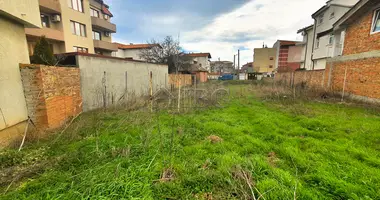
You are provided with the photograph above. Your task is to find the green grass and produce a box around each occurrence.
[1,84,380,199]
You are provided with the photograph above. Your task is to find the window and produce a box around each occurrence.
[318,14,324,25]
[330,12,335,19]
[90,8,99,17]
[73,46,88,53]
[68,0,83,12]
[104,14,109,20]
[316,38,320,48]
[328,34,334,45]
[269,65,273,68]
[371,9,380,33]
[40,14,50,27]
[269,57,274,60]
[70,21,86,37]
[92,31,101,40]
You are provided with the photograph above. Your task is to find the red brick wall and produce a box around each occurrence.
[20,64,82,129]
[275,57,380,100]
[275,70,326,88]
[327,58,380,99]
[343,9,380,55]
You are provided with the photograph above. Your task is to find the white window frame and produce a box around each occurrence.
[73,46,88,53]
[70,21,86,37]
[90,8,99,17]
[68,0,84,13]
[371,8,380,34]
[92,31,101,40]
[328,34,334,46]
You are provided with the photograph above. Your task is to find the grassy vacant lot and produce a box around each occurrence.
[1,84,380,199]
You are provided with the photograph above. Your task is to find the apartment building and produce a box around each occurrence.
[273,40,303,72]
[0,0,40,144]
[25,0,117,56]
[308,0,359,70]
[253,48,277,74]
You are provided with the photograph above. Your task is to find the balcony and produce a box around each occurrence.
[93,40,118,51]
[25,27,64,42]
[91,17,116,33]
[39,0,61,13]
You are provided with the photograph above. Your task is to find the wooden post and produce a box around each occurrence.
[150,71,153,112]
[178,74,181,112]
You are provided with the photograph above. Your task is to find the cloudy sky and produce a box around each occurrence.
[107,0,327,65]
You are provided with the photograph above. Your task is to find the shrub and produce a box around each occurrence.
[31,36,56,65]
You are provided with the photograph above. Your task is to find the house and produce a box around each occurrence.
[239,62,254,80]
[308,0,359,70]
[179,64,208,83]
[0,0,40,145]
[326,0,380,99]
[113,43,162,61]
[273,40,303,72]
[210,61,235,74]
[25,0,118,56]
[183,53,212,72]
[253,48,277,75]
[297,25,315,70]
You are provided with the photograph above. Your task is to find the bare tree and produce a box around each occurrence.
[139,36,192,73]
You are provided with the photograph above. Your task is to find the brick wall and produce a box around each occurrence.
[327,57,380,99]
[169,74,192,88]
[274,57,380,100]
[274,70,326,89]
[343,9,380,55]
[20,64,82,129]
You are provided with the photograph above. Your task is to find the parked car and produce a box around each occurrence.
[218,74,234,80]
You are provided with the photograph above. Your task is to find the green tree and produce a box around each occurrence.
[31,36,56,65]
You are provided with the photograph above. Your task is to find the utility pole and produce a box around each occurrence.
[233,55,236,69]
[237,49,240,80]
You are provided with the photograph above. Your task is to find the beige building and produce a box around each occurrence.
[26,0,117,56]
[183,53,212,72]
[0,0,41,145]
[253,48,277,74]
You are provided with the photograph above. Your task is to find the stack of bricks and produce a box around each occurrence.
[20,64,82,130]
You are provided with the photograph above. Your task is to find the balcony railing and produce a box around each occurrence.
[25,27,64,42]
[93,40,118,51]
[39,0,61,13]
[91,17,116,33]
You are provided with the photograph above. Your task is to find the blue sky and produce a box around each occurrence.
[107,0,326,65]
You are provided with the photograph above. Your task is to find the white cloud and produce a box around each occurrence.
[181,0,326,66]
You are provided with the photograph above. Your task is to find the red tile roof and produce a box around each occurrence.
[102,5,113,17]
[185,53,212,58]
[115,43,162,50]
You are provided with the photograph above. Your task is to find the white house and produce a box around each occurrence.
[113,43,161,61]
[297,25,315,70]
[303,0,359,70]
[183,53,212,72]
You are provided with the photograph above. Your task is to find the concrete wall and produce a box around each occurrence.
[0,17,30,131]
[0,0,40,28]
[77,55,168,111]
[60,0,95,53]
[254,48,277,73]
[288,46,303,63]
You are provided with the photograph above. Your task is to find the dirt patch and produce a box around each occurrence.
[159,167,175,182]
[207,135,223,144]
[267,152,280,167]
